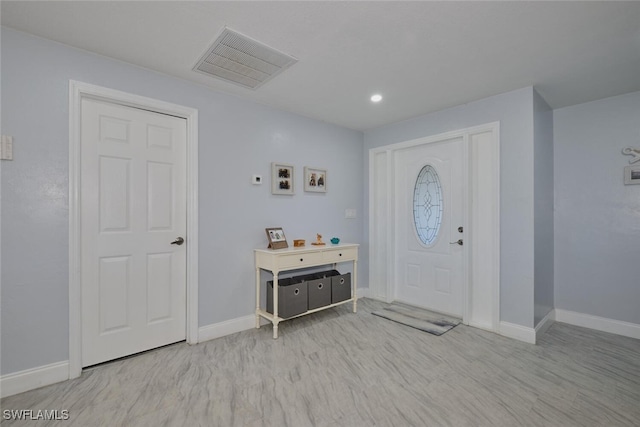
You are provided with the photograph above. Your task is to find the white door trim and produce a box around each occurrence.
[69,80,199,379]
[368,122,500,331]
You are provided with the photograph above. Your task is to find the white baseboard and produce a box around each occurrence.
[534,309,555,342]
[198,288,371,343]
[555,309,640,340]
[1,361,69,398]
[356,287,370,299]
[499,321,536,344]
[198,314,257,343]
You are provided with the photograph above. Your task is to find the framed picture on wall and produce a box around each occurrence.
[304,166,327,193]
[624,165,640,185]
[271,162,294,195]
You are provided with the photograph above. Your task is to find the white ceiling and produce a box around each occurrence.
[2,1,640,131]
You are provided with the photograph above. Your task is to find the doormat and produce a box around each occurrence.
[372,304,460,336]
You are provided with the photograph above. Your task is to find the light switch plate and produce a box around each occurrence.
[1,135,13,160]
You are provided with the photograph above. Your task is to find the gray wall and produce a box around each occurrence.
[364,87,536,328]
[0,28,364,375]
[533,90,554,326]
[554,90,640,324]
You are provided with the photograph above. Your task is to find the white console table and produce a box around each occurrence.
[255,243,359,338]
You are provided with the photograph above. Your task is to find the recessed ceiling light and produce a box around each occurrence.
[370,94,383,103]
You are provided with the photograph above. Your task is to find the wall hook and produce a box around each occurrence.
[622,147,640,164]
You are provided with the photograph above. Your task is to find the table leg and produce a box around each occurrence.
[353,260,358,313]
[273,273,279,339]
[255,267,261,329]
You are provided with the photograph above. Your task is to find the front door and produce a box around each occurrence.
[395,137,464,317]
[80,98,187,367]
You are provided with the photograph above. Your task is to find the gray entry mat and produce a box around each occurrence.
[372,303,460,336]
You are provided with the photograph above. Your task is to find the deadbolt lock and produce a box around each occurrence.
[458,226,463,233]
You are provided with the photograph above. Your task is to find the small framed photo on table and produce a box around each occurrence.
[265,227,288,249]
[271,163,294,195]
[304,167,327,193]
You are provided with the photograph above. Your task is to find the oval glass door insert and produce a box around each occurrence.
[413,164,443,246]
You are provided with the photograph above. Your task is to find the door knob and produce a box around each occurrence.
[449,239,463,246]
[171,237,185,246]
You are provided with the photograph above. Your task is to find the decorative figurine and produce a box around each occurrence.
[311,233,326,246]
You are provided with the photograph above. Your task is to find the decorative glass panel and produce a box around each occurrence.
[413,165,443,246]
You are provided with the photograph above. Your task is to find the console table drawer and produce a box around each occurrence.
[322,247,357,263]
[277,251,324,268]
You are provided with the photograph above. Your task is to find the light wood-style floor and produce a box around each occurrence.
[2,298,639,426]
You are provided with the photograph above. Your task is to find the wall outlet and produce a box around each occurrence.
[345,208,357,219]
[1,135,13,160]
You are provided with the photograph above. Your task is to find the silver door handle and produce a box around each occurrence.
[449,239,463,246]
[171,237,185,245]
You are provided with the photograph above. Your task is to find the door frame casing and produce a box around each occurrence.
[368,122,500,331]
[69,80,199,378]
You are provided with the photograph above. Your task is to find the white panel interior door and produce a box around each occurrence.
[395,138,464,317]
[81,98,186,367]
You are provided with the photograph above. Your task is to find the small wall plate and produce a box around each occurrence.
[252,175,263,185]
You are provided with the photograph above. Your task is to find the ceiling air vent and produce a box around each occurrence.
[193,28,298,90]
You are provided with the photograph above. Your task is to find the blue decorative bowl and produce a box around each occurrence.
[330,237,340,245]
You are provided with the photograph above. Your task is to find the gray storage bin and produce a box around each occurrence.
[307,277,332,310]
[267,278,308,318]
[323,270,341,279]
[331,272,352,304]
[293,272,323,283]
